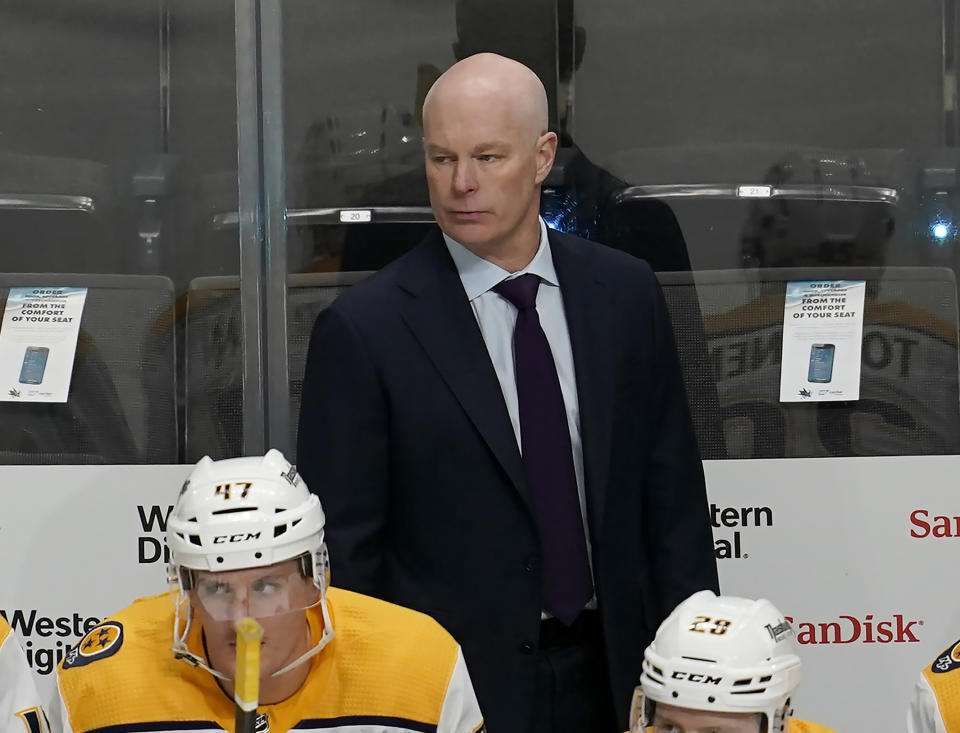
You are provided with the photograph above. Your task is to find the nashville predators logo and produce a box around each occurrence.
[932,639,960,674]
[62,622,124,669]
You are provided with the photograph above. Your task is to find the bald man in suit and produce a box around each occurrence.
[298,53,718,733]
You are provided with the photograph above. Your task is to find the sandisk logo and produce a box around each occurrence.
[671,671,722,684]
[784,614,922,644]
[909,510,960,538]
[213,532,261,544]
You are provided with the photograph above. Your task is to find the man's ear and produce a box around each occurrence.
[534,131,558,185]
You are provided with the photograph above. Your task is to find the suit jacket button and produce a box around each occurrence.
[518,641,536,654]
[523,555,540,573]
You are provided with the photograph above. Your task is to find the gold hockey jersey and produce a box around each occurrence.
[908,638,960,733]
[788,719,839,733]
[1,615,49,733]
[57,588,483,733]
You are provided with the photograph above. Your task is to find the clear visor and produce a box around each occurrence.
[629,687,649,733]
[187,561,321,621]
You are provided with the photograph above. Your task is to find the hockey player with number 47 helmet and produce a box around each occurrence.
[56,450,484,733]
[630,591,838,733]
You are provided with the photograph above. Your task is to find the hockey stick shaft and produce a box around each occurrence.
[234,617,264,733]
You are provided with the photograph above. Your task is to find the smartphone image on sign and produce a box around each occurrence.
[19,346,50,385]
[807,343,835,383]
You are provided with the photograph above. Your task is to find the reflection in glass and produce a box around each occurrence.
[0,1,238,463]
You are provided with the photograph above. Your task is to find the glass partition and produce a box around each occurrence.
[277,0,960,461]
[2,1,957,463]
[0,0,241,462]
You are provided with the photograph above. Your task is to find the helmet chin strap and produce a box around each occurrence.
[170,590,336,682]
[270,597,335,677]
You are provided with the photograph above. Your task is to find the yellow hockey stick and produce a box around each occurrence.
[234,617,264,733]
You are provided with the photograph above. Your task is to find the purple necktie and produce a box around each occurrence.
[493,273,593,625]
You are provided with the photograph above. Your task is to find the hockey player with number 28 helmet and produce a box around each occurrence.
[631,591,837,733]
[56,450,484,733]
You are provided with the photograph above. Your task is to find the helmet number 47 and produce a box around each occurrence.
[215,482,252,500]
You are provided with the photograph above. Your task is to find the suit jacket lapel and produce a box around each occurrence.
[396,230,530,504]
[549,230,616,536]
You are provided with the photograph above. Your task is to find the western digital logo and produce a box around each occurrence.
[0,609,100,675]
[710,504,773,559]
[137,504,173,564]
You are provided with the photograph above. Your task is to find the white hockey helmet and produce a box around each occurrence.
[632,590,803,733]
[167,449,327,587]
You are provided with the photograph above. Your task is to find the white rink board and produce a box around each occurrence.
[2,459,959,732]
[706,456,960,733]
[0,465,189,703]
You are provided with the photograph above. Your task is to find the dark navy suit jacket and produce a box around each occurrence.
[297,227,719,732]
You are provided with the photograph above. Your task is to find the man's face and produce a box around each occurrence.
[423,89,555,253]
[189,559,319,680]
[652,703,763,733]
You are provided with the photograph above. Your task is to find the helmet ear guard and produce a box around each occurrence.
[179,567,194,592]
[298,552,311,581]
[628,687,654,733]
[293,544,331,594]
[312,544,331,592]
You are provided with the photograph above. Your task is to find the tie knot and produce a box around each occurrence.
[493,273,541,310]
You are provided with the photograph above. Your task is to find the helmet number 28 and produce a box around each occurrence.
[688,616,732,635]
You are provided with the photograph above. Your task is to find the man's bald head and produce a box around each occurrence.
[421,53,557,268]
[423,53,549,142]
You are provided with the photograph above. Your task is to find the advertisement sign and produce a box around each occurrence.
[0,288,88,403]
[707,457,960,733]
[0,465,188,702]
[780,280,866,402]
[1,459,958,733]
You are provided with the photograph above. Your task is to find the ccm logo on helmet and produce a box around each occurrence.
[213,532,262,544]
[670,671,722,685]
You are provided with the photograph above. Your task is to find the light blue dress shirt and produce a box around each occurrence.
[443,218,596,611]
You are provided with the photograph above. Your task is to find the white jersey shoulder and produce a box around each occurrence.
[908,674,947,733]
[437,647,484,733]
[907,637,960,733]
[0,619,49,733]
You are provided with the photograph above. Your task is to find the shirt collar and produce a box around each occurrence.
[443,217,559,301]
